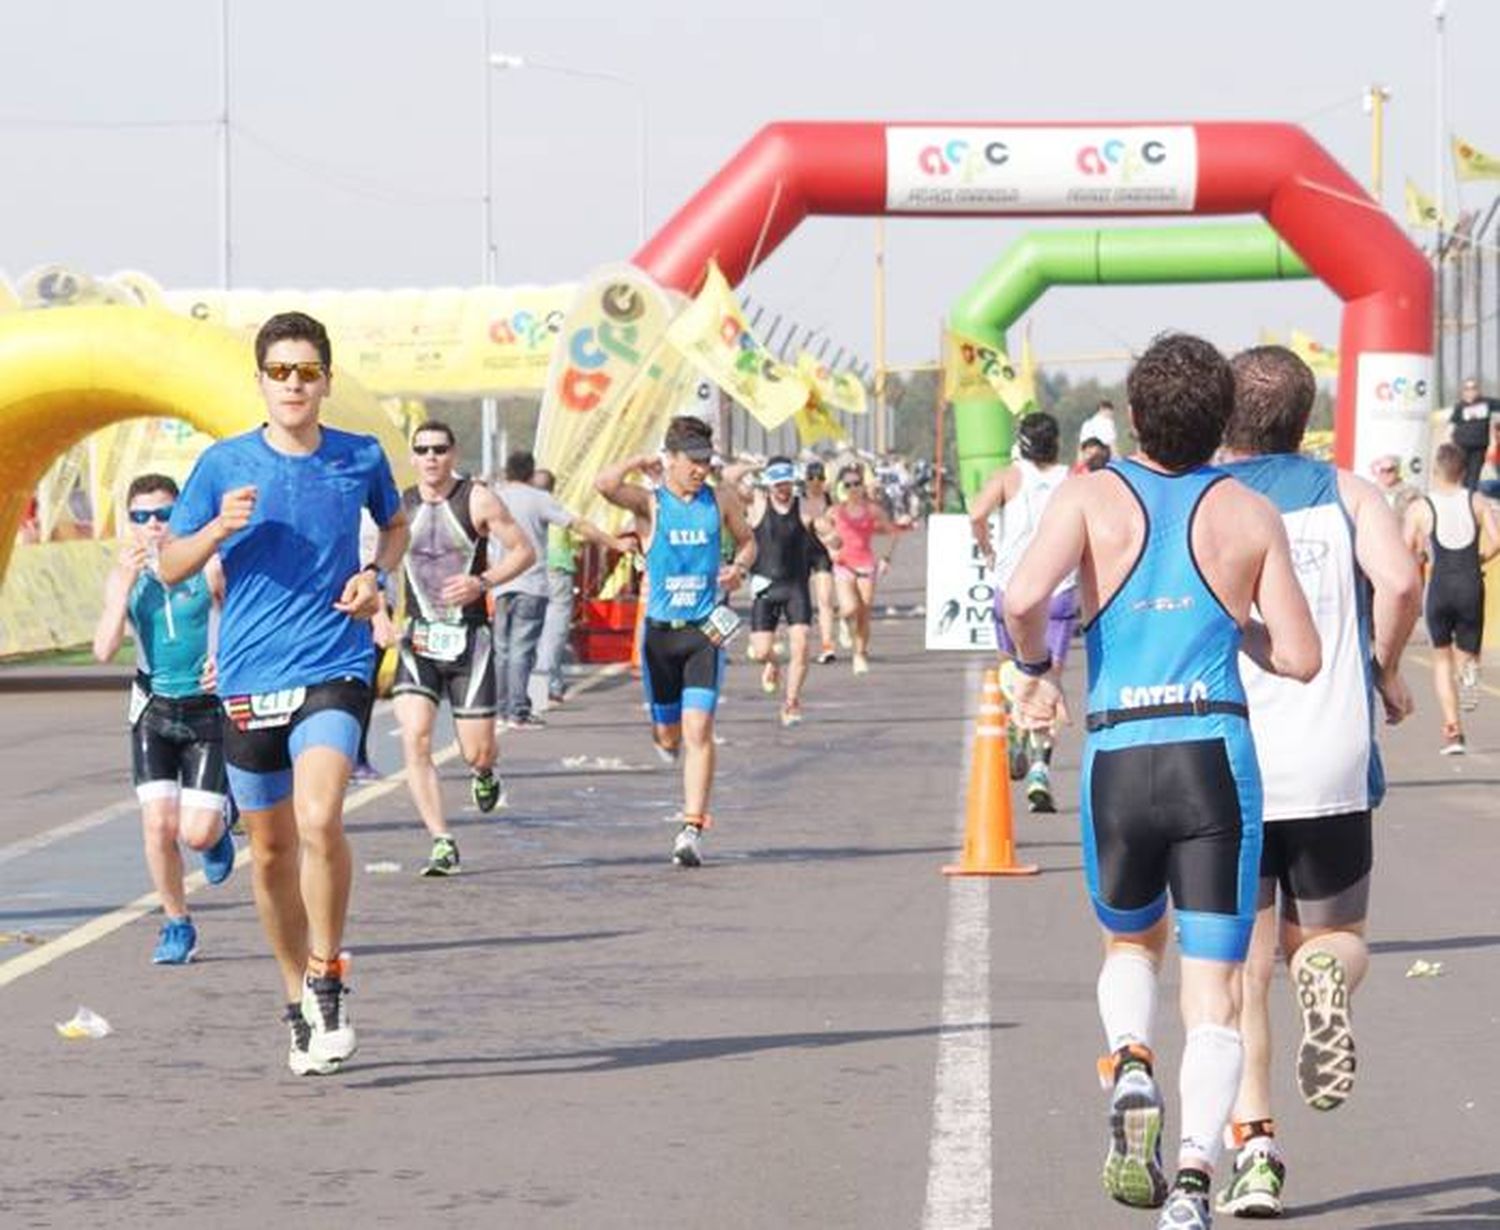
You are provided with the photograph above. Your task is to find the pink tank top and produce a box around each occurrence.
[834,501,877,570]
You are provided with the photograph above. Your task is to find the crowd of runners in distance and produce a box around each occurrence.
[91,309,1492,1227]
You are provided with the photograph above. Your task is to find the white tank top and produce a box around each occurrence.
[1429,487,1477,550]
[993,459,1075,593]
[1229,457,1379,820]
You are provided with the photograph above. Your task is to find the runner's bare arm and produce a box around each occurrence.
[1338,473,1422,673]
[968,466,1017,562]
[158,485,256,583]
[595,454,657,519]
[1239,501,1320,682]
[717,484,757,590]
[470,487,536,592]
[336,507,408,619]
[91,555,140,663]
[569,515,638,555]
[1402,499,1431,561]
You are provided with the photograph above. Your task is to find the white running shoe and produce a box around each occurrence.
[838,619,853,650]
[301,965,357,1068]
[671,823,704,868]
[852,653,870,676]
[1156,1186,1211,1228]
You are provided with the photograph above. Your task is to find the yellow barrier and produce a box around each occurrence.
[0,305,414,589]
[0,540,116,657]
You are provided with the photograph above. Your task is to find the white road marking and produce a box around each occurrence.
[922,663,992,1230]
[0,662,630,990]
[0,798,139,868]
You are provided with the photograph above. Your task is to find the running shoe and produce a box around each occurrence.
[653,739,681,765]
[201,820,237,886]
[671,823,704,868]
[350,761,383,783]
[151,917,198,965]
[1157,1185,1212,1228]
[1215,1139,1285,1218]
[471,769,506,813]
[838,619,853,650]
[506,714,547,731]
[421,835,461,877]
[301,964,356,1068]
[1295,949,1356,1111]
[852,653,870,676]
[284,1003,338,1077]
[1459,659,1480,711]
[780,701,803,728]
[817,645,837,664]
[1025,762,1056,813]
[761,661,780,694]
[1439,725,1467,756]
[1102,1054,1168,1209]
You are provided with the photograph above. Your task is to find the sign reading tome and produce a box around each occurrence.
[924,514,999,651]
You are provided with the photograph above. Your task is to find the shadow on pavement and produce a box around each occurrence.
[1369,932,1500,955]
[357,928,636,958]
[345,1021,1016,1089]
[1287,1171,1499,1222]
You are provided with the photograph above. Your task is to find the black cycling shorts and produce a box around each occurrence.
[1425,573,1484,654]
[641,623,721,725]
[392,623,497,718]
[131,693,227,803]
[222,678,370,777]
[1257,811,1372,927]
[808,538,833,575]
[750,579,813,632]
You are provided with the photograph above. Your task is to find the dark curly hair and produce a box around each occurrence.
[1224,346,1316,456]
[1125,332,1234,471]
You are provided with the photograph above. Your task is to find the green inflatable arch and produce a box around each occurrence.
[949,223,1311,498]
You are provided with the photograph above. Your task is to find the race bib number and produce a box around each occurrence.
[412,619,468,662]
[127,682,150,728]
[225,687,307,732]
[749,573,774,598]
[700,604,743,647]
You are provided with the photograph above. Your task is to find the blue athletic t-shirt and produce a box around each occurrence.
[170,426,401,695]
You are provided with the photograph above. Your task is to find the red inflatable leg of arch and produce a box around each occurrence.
[632,121,1431,476]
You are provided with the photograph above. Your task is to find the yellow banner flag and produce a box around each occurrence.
[1404,178,1449,230]
[664,262,810,431]
[794,393,845,447]
[1017,330,1040,413]
[1289,329,1339,377]
[944,327,1034,412]
[535,265,680,519]
[796,353,868,416]
[1453,134,1500,181]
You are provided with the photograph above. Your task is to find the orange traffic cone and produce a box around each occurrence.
[943,667,1040,877]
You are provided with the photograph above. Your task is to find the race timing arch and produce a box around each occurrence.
[629,122,1432,482]
[947,221,1312,494]
[0,305,412,583]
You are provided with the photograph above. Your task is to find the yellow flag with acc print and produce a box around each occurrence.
[1453,134,1500,181]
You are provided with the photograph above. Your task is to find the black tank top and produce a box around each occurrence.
[401,478,490,624]
[753,496,811,582]
[1427,489,1480,584]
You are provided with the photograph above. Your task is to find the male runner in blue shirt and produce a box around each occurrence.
[595,415,755,867]
[1005,333,1320,1230]
[161,311,408,1076]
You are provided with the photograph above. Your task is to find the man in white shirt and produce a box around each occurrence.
[1077,399,1119,460]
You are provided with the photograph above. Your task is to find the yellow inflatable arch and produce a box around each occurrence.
[0,305,414,582]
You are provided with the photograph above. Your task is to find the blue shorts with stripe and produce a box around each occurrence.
[640,623,721,726]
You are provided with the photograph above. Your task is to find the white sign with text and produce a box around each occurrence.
[925,514,999,651]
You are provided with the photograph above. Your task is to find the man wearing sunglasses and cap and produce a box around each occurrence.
[392,420,536,878]
[93,473,237,966]
[743,456,838,726]
[161,311,409,1076]
[596,415,756,867]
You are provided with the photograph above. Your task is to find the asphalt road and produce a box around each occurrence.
[0,549,1496,1229]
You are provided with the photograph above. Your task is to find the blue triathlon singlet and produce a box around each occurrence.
[1084,459,1250,746]
[646,485,722,623]
[129,570,213,699]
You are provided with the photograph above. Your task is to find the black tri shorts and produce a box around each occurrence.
[750,579,813,632]
[1257,811,1373,927]
[641,622,721,725]
[392,623,497,718]
[131,691,227,800]
[1425,572,1484,654]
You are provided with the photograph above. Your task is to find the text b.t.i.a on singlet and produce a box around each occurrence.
[646,485,721,623]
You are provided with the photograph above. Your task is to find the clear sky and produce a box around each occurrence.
[1,0,1494,380]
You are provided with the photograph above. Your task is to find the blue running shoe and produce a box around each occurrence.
[202,820,237,886]
[152,917,198,965]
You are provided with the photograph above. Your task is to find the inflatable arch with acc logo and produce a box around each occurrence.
[626,121,1432,487]
[0,305,414,585]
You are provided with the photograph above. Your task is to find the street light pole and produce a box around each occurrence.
[218,0,232,290]
[480,2,497,480]
[1363,84,1391,204]
[1434,0,1449,406]
[489,53,647,244]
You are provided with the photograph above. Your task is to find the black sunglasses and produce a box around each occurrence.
[129,506,174,524]
[413,443,452,457]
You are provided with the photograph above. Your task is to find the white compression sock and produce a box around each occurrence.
[1178,1025,1244,1171]
[1097,950,1158,1054]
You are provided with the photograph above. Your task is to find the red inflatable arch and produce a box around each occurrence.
[631,122,1432,475]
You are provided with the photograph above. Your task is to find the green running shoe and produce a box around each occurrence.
[1102,1061,1168,1209]
[420,836,461,877]
[1216,1141,1285,1218]
[1025,761,1056,814]
[1295,949,1356,1111]
[471,769,506,813]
